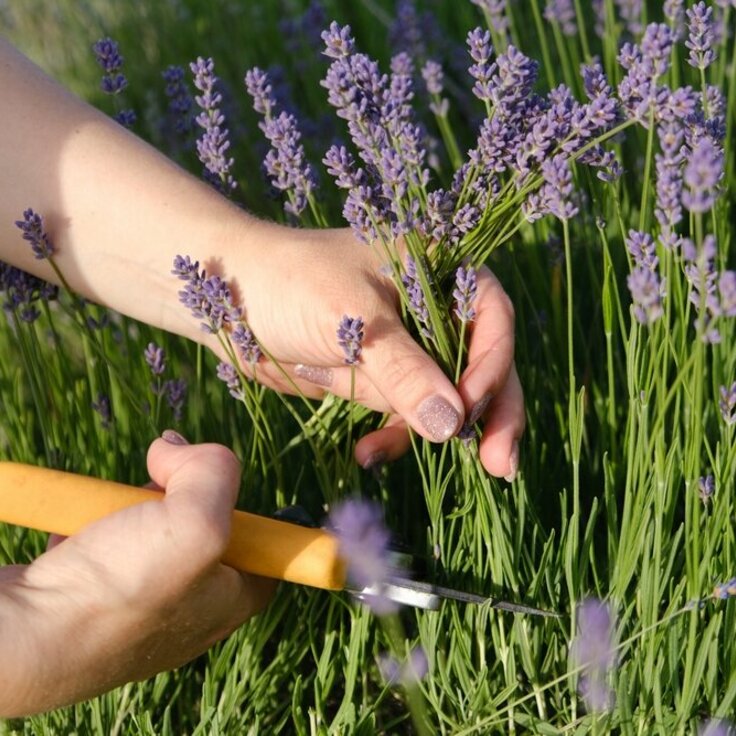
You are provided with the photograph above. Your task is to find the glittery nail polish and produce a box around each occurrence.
[417,395,462,442]
[295,364,334,387]
[468,392,493,425]
[504,440,519,482]
[162,429,188,445]
[362,451,387,470]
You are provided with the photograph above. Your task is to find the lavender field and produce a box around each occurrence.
[1,0,735,733]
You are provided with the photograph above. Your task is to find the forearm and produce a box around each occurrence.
[0,36,282,345]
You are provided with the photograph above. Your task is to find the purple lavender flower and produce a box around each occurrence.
[259,110,315,216]
[173,255,241,334]
[0,264,57,324]
[540,154,579,221]
[686,2,717,70]
[328,498,396,614]
[683,137,724,212]
[321,20,355,59]
[720,271,736,317]
[571,598,616,713]
[489,45,539,123]
[471,0,509,35]
[640,23,675,78]
[627,266,665,325]
[454,266,478,323]
[422,189,456,242]
[720,383,736,425]
[664,0,685,40]
[165,378,187,421]
[401,256,434,338]
[92,393,112,430]
[615,0,643,36]
[421,60,449,117]
[699,718,736,736]
[544,0,577,36]
[216,362,245,401]
[467,28,495,103]
[93,37,135,127]
[92,38,127,95]
[162,65,194,136]
[655,123,685,238]
[244,67,275,117]
[190,57,236,194]
[626,230,658,270]
[712,578,736,600]
[323,145,362,189]
[232,323,261,365]
[378,646,429,686]
[683,235,721,342]
[698,474,715,504]
[144,342,166,376]
[337,315,364,365]
[14,208,55,260]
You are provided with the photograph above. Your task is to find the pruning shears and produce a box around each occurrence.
[0,462,557,617]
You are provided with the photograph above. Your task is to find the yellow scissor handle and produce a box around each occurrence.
[0,462,346,591]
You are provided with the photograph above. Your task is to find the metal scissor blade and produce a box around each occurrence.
[352,576,560,617]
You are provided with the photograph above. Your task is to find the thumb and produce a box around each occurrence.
[359,320,464,443]
[146,433,242,562]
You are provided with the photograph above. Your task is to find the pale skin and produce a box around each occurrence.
[0,37,525,715]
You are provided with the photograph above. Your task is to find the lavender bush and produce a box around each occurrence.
[1,0,735,733]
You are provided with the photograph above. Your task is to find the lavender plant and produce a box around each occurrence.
[1,0,735,733]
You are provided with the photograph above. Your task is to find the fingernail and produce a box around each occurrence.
[361,451,387,470]
[295,364,334,387]
[162,429,188,445]
[468,392,493,425]
[504,440,519,483]
[417,395,462,442]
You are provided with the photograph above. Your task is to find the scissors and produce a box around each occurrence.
[0,462,557,617]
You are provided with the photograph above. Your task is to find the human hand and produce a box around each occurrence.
[215,226,525,479]
[0,434,274,717]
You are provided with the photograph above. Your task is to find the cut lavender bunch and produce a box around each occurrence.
[190,57,236,194]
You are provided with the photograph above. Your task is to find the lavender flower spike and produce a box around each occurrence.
[92,37,127,95]
[686,2,716,70]
[190,57,236,194]
[337,315,364,365]
[328,498,397,615]
[682,137,724,214]
[719,383,736,425]
[216,362,245,401]
[571,598,616,713]
[144,342,166,376]
[454,266,478,323]
[14,208,55,260]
